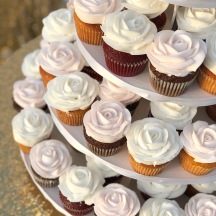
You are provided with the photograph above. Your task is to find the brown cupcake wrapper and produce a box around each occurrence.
[17,142,32,154]
[39,66,56,87]
[206,104,216,122]
[82,66,103,83]
[150,12,166,32]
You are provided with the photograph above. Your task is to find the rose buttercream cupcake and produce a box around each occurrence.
[123,0,169,31]
[139,198,185,216]
[177,7,216,40]
[21,49,41,79]
[101,10,157,77]
[83,100,131,156]
[126,118,182,176]
[58,165,105,215]
[147,30,207,97]
[185,193,216,216]
[38,41,85,87]
[13,78,46,111]
[12,108,54,154]
[99,79,141,114]
[137,180,187,199]
[94,183,140,216]
[29,140,72,187]
[42,8,75,43]
[69,0,123,45]
[44,72,99,126]
[180,121,216,175]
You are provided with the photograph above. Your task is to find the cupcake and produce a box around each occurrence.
[42,8,76,43]
[122,0,169,31]
[69,0,123,45]
[83,100,131,156]
[12,78,46,111]
[21,49,41,79]
[185,193,216,216]
[29,139,72,187]
[38,41,85,87]
[206,104,216,122]
[180,121,216,175]
[147,30,207,97]
[58,165,105,215]
[177,7,216,40]
[139,198,185,216]
[44,72,99,126]
[99,79,141,114]
[137,180,187,199]
[101,10,157,77]
[12,108,54,154]
[197,32,216,95]
[126,118,182,176]
[94,183,140,216]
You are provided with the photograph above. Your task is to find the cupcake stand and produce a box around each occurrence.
[19,2,216,216]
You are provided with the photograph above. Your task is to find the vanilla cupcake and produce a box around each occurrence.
[94,183,140,216]
[83,100,131,156]
[180,121,216,175]
[21,49,41,79]
[177,7,216,40]
[59,165,105,215]
[126,118,182,176]
[99,79,141,114]
[139,198,185,216]
[137,180,187,199]
[12,108,54,154]
[29,139,72,187]
[44,72,99,126]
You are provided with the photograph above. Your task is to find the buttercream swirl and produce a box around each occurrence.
[71,0,123,24]
[86,155,120,178]
[58,165,105,205]
[185,193,216,216]
[21,49,41,79]
[150,101,197,130]
[139,198,186,216]
[40,39,50,49]
[101,10,157,55]
[99,79,141,106]
[13,78,46,108]
[42,8,75,42]
[180,121,216,163]
[126,118,182,165]
[177,7,216,40]
[147,30,207,77]
[84,100,131,143]
[44,72,99,112]
[137,180,187,199]
[12,108,53,147]
[30,140,72,179]
[191,181,216,194]
[94,183,140,216]
[123,0,169,19]
[38,41,85,76]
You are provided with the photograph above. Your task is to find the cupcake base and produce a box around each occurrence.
[17,142,32,154]
[39,66,56,87]
[206,104,216,122]
[150,12,166,32]
[82,66,103,83]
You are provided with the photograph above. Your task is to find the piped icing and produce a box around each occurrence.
[180,121,216,163]
[150,101,197,130]
[21,49,41,79]
[58,165,105,205]
[185,193,216,216]
[94,183,140,216]
[177,7,216,40]
[137,180,187,199]
[42,8,75,42]
[126,118,182,165]
[44,72,99,112]
[12,108,53,147]
[40,39,50,49]
[147,30,207,77]
[30,140,72,179]
[13,78,46,108]
[83,100,131,143]
[139,198,186,216]
[191,181,216,194]
[38,41,85,76]
[101,10,157,55]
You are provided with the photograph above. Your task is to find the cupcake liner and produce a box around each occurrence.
[82,66,103,82]
[206,104,216,122]
[150,12,166,32]
[39,66,56,87]
[129,154,169,176]
[17,142,32,154]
